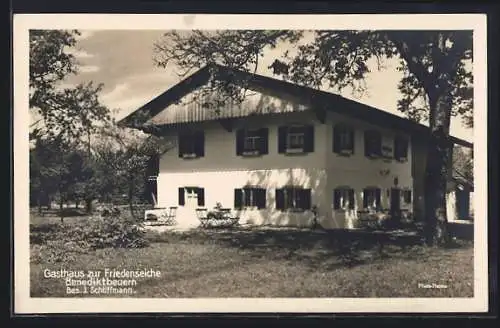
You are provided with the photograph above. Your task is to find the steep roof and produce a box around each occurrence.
[118,64,473,148]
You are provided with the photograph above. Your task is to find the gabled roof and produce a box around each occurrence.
[118,63,473,148]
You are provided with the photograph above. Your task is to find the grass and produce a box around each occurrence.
[29,214,474,298]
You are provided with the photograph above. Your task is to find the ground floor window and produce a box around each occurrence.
[276,187,311,211]
[402,189,412,204]
[333,187,355,210]
[363,187,381,210]
[178,187,205,207]
[234,187,266,209]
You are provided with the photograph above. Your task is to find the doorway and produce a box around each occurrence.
[390,188,401,216]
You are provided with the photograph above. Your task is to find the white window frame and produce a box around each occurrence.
[287,131,305,150]
[243,134,260,152]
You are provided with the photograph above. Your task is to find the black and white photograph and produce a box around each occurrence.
[14,14,488,313]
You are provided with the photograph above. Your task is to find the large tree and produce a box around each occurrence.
[29,30,111,143]
[154,30,473,246]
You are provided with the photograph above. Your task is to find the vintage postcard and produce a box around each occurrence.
[13,13,488,314]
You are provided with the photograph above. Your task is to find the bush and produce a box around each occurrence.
[30,215,149,254]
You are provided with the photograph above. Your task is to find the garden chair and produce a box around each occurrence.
[196,208,209,228]
[164,207,178,225]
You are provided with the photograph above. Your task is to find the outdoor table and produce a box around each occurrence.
[201,207,239,228]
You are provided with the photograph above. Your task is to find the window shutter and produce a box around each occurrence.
[375,188,381,208]
[278,126,287,153]
[301,189,311,210]
[259,128,269,155]
[195,132,204,157]
[333,189,341,209]
[197,188,205,206]
[257,188,266,209]
[333,126,340,153]
[178,134,184,158]
[178,188,185,206]
[276,188,285,210]
[236,129,244,155]
[304,125,314,153]
[348,189,355,209]
[234,189,243,209]
[364,131,370,157]
[362,189,368,208]
[349,129,355,153]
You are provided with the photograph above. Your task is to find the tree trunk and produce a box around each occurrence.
[59,198,64,223]
[128,176,135,219]
[85,198,93,214]
[423,91,453,247]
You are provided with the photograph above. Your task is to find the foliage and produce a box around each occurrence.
[452,146,473,184]
[29,30,111,143]
[30,216,149,263]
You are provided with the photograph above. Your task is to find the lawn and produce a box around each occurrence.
[29,215,474,298]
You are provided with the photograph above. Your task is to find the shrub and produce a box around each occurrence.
[30,215,149,252]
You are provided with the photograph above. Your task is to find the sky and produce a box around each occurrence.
[61,30,473,142]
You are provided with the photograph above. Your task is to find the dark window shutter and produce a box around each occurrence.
[197,188,205,206]
[302,189,311,210]
[276,188,285,210]
[334,189,341,209]
[234,189,243,209]
[244,188,252,206]
[375,188,381,208]
[349,128,355,153]
[236,129,244,155]
[348,189,355,209]
[278,126,287,153]
[178,134,184,157]
[259,128,269,155]
[362,189,368,208]
[304,125,314,153]
[195,132,204,157]
[258,188,267,209]
[364,131,370,157]
[374,133,382,155]
[333,126,340,153]
[178,188,185,206]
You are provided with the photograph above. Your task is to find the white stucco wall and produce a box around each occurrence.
[324,112,413,229]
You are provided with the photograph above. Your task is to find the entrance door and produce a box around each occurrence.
[185,187,199,210]
[390,188,401,216]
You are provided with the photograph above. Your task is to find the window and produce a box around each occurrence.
[363,187,381,210]
[403,190,412,204]
[178,131,204,158]
[178,187,205,207]
[333,187,355,210]
[287,127,305,149]
[146,153,160,177]
[278,125,314,154]
[364,130,382,158]
[276,187,311,211]
[236,128,268,156]
[394,135,409,162]
[333,125,355,155]
[234,187,266,209]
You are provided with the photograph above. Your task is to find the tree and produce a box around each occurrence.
[29,30,111,143]
[94,123,174,218]
[154,30,473,246]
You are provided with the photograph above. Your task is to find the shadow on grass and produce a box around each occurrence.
[146,226,436,269]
